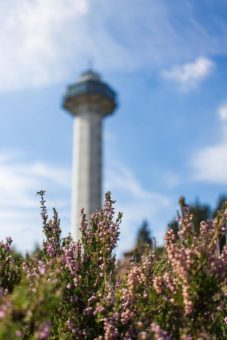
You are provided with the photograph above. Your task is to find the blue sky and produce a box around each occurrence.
[1,0,227,255]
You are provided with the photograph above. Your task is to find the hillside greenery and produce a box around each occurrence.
[0,192,226,339]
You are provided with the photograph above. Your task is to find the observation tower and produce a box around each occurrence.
[63,70,117,240]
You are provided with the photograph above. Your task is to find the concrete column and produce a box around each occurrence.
[71,107,102,240]
[63,69,117,241]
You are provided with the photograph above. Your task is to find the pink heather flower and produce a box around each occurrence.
[38,266,46,276]
[38,321,51,339]
[103,318,119,339]
[153,276,163,294]
[0,309,5,319]
[138,331,148,339]
[151,322,171,340]
[181,336,192,340]
[15,330,23,337]
[224,317,227,324]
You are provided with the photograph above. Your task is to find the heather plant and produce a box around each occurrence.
[0,191,226,339]
[0,237,22,293]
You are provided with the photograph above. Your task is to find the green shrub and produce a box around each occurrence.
[0,192,226,339]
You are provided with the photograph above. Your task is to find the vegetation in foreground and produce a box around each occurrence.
[0,192,226,339]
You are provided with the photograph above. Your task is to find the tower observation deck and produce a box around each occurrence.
[63,70,117,240]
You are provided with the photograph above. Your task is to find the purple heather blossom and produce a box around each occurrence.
[15,330,23,337]
[0,309,5,319]
[38,321,51,339]
[0,192,226,338]
[151,322,171,340]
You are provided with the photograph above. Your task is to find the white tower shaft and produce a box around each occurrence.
[63,69,117,241]
[72,109,102,240]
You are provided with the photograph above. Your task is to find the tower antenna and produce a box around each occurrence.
[88,57,94,71]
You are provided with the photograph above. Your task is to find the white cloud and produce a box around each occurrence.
[0,1,227,91]
[105,163,172,254]
[0,155,70,208]
[192,143,227,183]
[0,153,71,251]
[218,103,227,121]
[0,153,172,254]
[191,103,227,183]
[162,172,180,188]
[0,0,89,91]
[161,57,214,90]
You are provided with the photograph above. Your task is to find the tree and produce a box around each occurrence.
[169,196,211,236]
[212,194,227,218]
[213,195,227,251]
[136,220,152,247]
[168,195,227,250]
[121,221,153,265]
[191,199,211,234]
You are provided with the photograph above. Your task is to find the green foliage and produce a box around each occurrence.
[169,194,227,238]
[136,221,152,247]
[0,192,226,339]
